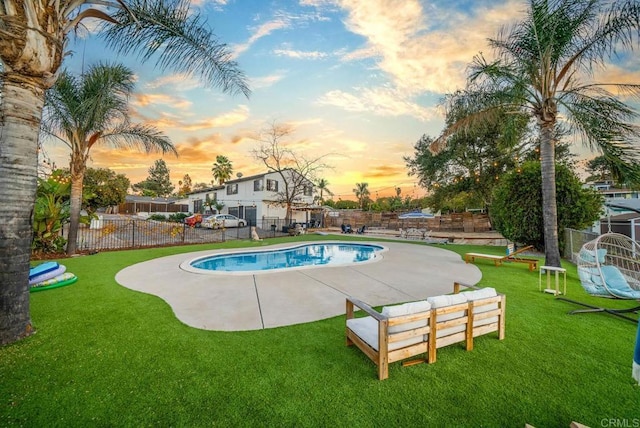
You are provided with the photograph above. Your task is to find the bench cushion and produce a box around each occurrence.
[428,293,468,338]
[347,316,424,352]
[382,300,431,334]
[461,287,499,326]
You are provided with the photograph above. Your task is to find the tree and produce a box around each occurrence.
[211,155,233,185]
[353,183,370,210]
[177,174,193,197]
[83,168,130,214]
[132,160,175,197]
[192,182,211,191]
[0,0,250,344]
[435,0,640,267]
[32,174,71,255]
[315,178,334,204]
[585,155,640,187]
[407,101,530,213]
[251,121,330,222]
[491,161,602,252]
[43,63,176,255]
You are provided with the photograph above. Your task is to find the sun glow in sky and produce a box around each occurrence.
[42,0,639,200]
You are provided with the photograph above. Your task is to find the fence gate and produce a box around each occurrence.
[245,206,257,227]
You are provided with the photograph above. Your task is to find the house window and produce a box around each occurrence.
[304,185,313,196]
[193,199,203,213]
[226,183,238,195]
[254,180,264,191]
[266,179,278,192]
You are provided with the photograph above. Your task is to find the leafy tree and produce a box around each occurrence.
[585,155,640,188]
[491,161,602,252]
[0,0,250,344]
[353,183,370,210]
[251,121,330,222]
[203,193,224,214]
[43,63,175,255]
[32,175,70,255]
[132,160,175,197]
[193,182,212,191]
[334,200,359,209]
[407,100,530,213]
[211,155,233,185]
[436,0,640,267]
[83,168,130,214]
[177,174,193,197]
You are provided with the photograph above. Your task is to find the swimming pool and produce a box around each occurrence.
[181,242,386,274]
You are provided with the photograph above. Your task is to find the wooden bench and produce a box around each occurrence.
[345,282,506,379]
[464,245,538,271]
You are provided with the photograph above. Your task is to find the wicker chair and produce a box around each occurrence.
[559,233,640,322]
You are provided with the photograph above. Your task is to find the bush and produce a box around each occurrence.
[490,161,602,251]
[148,214,169,221]
[168,212,189,223]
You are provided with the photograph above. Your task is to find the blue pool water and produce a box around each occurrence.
[188,243,385,273]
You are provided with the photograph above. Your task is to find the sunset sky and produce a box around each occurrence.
[42,0,639,200]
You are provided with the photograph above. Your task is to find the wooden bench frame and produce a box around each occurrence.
[464,245,538,271]
[345,282,506,380]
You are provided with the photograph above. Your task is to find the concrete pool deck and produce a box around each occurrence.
[115,241,482,331]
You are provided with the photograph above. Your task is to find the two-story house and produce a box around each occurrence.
[185,169,316,226]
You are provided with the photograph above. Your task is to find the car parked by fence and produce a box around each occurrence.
[202,214,247,229]
[184,213,203,227]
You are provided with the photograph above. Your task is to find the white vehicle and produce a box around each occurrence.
[202,214,247,229]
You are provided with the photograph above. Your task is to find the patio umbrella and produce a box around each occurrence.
[634,320,640,385]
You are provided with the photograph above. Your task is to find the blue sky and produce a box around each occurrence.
[43,0,639,200]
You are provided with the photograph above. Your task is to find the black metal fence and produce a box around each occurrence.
[60,217,309,252]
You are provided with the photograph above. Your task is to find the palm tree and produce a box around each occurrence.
[315,178,334,204]
[435,0,640,267]
[211,155,233,185]
[353,182,370,210]
[0,0,250,345]
[43,63,177,255]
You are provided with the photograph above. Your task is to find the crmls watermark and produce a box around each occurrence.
[601,419,640,428]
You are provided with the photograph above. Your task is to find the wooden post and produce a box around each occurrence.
[378,319,389,380]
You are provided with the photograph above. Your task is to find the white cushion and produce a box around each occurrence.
[427,293,467,322]
[382,300,431,317]
[428,293,468,338]
[347,316,424,352]
[461,287,497,301]
[461,287,499,327]
[382,300,431,334]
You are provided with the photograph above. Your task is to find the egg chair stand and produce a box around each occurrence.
[557,297,640,323]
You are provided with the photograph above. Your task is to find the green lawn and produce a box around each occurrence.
[2,236,639,427]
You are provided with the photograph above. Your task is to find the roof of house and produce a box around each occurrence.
[125,195,182,204]
[604,198,640,214]
[185,185,225,196]
[602,213,640,222]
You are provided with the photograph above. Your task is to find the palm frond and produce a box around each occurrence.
[101,0,250,98]
[98,124,177,156]
[561,88,640,162]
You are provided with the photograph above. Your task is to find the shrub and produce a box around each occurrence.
[490,161,602,251]
[168,212,189,223]
[148,214,169,221]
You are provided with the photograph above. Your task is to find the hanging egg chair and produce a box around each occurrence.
[559,232,640,323]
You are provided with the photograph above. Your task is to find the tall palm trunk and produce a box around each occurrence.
[67,152,86,255]
[539,122,562,267]
[0,74,46,344]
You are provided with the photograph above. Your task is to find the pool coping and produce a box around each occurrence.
[179,241,389,275]
[115,240,482,331]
